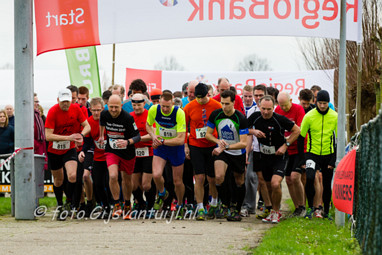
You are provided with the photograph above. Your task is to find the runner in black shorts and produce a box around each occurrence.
[247,95,300,224]
[206,90,248,222]
[45,89,90,220]
[130,93,156,217]
[184,83,222,220]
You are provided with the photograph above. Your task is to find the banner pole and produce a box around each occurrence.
[356,43,363,131]
[112,44,116,85]
[336,0,347,227]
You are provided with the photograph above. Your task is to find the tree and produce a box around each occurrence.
[237,54,272,71]
[299,0,381,137]
[154,56,185,71]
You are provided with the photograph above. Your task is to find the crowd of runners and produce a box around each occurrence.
[10,78,337,223]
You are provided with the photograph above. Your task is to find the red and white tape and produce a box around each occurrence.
[0,147,34,169]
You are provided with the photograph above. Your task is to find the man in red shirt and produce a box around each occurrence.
[130,93,156,218]
[45,88,90,220]
[213,77,245,115]
[275,91,306,217]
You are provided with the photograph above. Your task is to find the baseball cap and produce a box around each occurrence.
[150,88,162,100]
[195,83,208,98]
[58,88,72,102]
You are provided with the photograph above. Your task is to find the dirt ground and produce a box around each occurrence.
[1,182,291,255]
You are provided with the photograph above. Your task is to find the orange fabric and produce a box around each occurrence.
[184,98,221,148]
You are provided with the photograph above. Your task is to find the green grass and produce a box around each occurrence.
[249,199,361,255]
[0,197,57,216]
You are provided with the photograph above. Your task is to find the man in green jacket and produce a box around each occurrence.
[300,90,337,219]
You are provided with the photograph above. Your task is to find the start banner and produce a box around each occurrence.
[125,68,334,104]
[34,0,362,55]
[332,149,356,215]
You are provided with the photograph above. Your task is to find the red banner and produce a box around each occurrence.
[125,68,162,94]
[332,149,356,215]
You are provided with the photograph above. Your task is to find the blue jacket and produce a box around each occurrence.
[0,125,14,154]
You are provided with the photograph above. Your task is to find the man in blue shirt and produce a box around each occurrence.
[181,80,197,108]
[122,79,152,113]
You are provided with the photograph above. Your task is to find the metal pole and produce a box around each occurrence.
[336,0,347,227]
[356,43,363,131]
[14,0,35,220]
[112,44,116,85]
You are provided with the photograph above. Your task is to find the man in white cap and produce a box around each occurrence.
[45,88,90,220]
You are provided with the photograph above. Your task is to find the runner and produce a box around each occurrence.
[213,78,245,115]
[275,92,306,217]
[130,93,156,218]
[99,95,141,220]
[146,90,187,219]
[205,90,248,221]
[242,85,256,116]
[247,95,300,223]
[300,90,337,219]
[85,97,111,218]
[183,83,222,220]
[45,88,90,220]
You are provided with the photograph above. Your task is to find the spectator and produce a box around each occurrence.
[0,109,14,154]
[34,93,46,155]
[5,105,14,127]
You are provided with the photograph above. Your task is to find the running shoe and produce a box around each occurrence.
[262,210,275,223]
[56,205,67,221]
[257,200,265,211]
[195,208,206,221]
[304,207,314,219]
[206,205,218,220]
[314,209,323,219]
[272,211,281,224]
[175,205,185,220]
[153,190,169,210]
[216,204,229,219]
[256,209,270,220]
[240,208,250,217]
[123,204,132,220]
[323,212,333,221]
[112,203,123,217]
[227,209,242,221]
[291,207,303,218]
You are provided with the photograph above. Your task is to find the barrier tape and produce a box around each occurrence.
[0,147,34,169]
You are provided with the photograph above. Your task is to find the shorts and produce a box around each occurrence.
[214,152,245,174]
[48,148,77,171]
[189,145,215,177]
[133,156,153,174]
[304,152,334,173]
[154,144,185,167]
[285,154,303,176]
[105,153,136,175]
[253,153,289,182]
[83,152,94,171]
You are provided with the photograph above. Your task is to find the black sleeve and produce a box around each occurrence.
[82,136,93,153]
[276,113,295,131]
[208,109,218,124]
[247,111,260,129]
[297,135,305,166]
[128,114,141,143]
[237,111,248,130]
[329,132,337,167]
[100,110,107,127]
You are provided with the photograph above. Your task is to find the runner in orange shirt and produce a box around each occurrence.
[184,83,222,220]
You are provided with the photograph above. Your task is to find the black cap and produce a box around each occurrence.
[195,83,208,98]
[316,90,330,103]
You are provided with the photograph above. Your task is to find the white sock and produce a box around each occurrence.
[197,203,204,211]
[210,197,218,206]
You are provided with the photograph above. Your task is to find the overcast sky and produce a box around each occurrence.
[1,0,310,106]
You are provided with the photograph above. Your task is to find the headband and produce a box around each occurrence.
[131,99,145,103]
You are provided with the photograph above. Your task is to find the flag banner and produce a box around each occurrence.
[65,46,102,98]
[125,68,335,104]
[332,149,356,215]
[35,0,362,55]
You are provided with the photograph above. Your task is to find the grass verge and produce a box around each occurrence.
[0,197,57,216]
[249,199,361,254]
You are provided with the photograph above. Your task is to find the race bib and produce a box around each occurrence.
[135,147,149,157]
[52,141,70,150]
[94,140,105,150]
[259,144,276,155]
[195,127,207,139]
[306,159,316,169]
[109,139,126,150]
[159,128,177,138]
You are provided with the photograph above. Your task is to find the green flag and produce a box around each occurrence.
[65,46,101,98]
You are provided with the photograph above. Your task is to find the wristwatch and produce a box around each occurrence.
[286,142,291,147]
[161,138,165,145]
[225,144,229,150]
